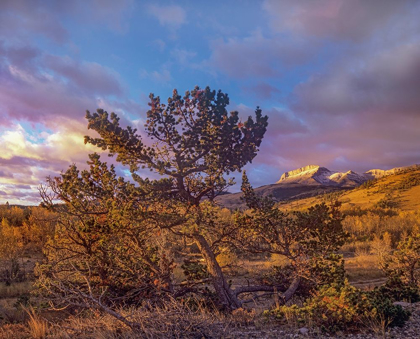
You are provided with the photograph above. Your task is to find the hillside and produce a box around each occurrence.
[217,164,420,210]
[215,183,345,209]
[278,167,420,212]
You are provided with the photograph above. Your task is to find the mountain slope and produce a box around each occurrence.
[215,183,345,210]
[278,166,420,212]
[276,165,367,187]
[217,164,420,210]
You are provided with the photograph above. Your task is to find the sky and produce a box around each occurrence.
[1,0,420,205]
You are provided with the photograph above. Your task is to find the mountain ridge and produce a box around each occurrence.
[216,164,420,209]
[276,164,420,187]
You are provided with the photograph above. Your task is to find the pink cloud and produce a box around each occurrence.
[0,45,129,126]
[43,55,125,96]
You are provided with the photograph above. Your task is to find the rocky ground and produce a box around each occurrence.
[223,302,420,339]
[1,301,419,338]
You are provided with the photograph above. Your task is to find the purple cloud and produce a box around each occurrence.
[294,43,420,117]
[0,0,134,44]
[241,83,281,101]
[263,0,415,42]
[0,44,127,125]
[208,30,314,78]
[43,55,125,97]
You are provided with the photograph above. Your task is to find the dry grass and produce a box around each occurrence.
[341,241,371,255]
[27,299,233,339]
[25,307,49,339]
[0,281,32,299]
[0,307,27,326]
[0,323,29,339]
[345,253,386,284]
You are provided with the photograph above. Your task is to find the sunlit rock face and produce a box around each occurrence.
[276,164,420,188]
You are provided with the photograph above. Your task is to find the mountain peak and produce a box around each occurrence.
[278,165,322,182]
[277,165,365,187]
[276,164,420,188]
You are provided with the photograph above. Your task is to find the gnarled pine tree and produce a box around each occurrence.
[83,86,268,310]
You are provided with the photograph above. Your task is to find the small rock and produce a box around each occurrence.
[299,327,309,335]
[394,301,411,307]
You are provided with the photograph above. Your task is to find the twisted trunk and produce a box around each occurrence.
[193,234,241,310]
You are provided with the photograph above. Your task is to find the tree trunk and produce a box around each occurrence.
[234,276,301,304]
[193,234,241,310]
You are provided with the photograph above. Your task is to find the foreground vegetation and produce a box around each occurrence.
[1,87,420,338]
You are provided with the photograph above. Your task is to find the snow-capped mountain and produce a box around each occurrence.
[216,164,420,209]
[276,164,419,188]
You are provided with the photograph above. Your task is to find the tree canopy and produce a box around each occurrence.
[85,86,268,205]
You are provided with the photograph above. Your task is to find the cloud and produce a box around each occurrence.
[236,104,307,137]
[0,0,69,43]
[139,68,171,83]
[0,123,99,165]
[0,0,134,44]
[0,121,105,204]
[226,1,420,181]
[241,82,281,101]
[170,48,196,65]
[147,4,186,28]
[208,30,314,79]
[0,119,159,205]
[262,0,415,41]
[0,45,127,125]
[293,43,420,117]
[0,63,95,124]
[252,38,420,174]
[206,0,420,81]
[152,39,166,52]
[242,39,420,180]
[43,55,125,96]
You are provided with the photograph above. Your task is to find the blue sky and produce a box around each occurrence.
[1,0,420,204]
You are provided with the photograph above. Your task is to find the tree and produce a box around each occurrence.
[40,85,351,319]
[233,172,348,299]
[82,86,268,310]
[0,217,23,284]
[38,154,181,327]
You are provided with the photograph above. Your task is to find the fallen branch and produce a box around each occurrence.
[234,276,301,305]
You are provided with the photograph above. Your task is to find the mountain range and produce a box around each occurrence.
[275,164,420,187]
[216,164,420,209]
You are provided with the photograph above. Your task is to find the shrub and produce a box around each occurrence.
[361,180,376,189]
[267,280,410,334]
[382,232,420,285]
[181,259,208,281]
[375,193,399,209]
[371,276,420,303]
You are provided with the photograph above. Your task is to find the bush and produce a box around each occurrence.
[267,280,410,334]
[261,254,345,300]
[181,260,208,281]
[375,193,399,209]
[372,276,420,303]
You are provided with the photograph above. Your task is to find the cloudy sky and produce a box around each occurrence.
[1,0,420,205]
